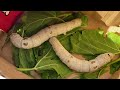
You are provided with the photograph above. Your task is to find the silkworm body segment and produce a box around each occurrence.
[10,18,82,49]
[49,37,115,72]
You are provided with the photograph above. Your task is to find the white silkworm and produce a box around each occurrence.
[10,18,82,49]
[49,37,115,72]
[107,26,120,33]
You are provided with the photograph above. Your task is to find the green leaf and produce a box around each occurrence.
[12,46,20,67]
[25,49,36,67]
[98,32,120,76]
[83,54,97,60]
[97,58,120,77]
[19,49,32,74]
[40,70,61,79]
[13,11,88,78]
[80,70,100,79]
[110,61,120,74]
[23,11,74,36]
[21,13,27,23]
[19,49,36,68]
[18,42,73,78]
[19,49,30,68]
[34,42,73,78]
[35,59,72,78]
[33,47,39,62]
[80,58,120,79]
[57,27,82,51]
[70,30,120,55]
[107,32,120,46]
[97,67,109,78]
[81,15,88,27]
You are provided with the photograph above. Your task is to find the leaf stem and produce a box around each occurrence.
[34,48,52,68]
[24,16,65,31]
[17,68,36,71]
[17,64,58,72]
[97,58,120,78]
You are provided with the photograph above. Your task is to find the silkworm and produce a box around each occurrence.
[107,26,120,33]
[49,37,115,72]
[10,18,82,49]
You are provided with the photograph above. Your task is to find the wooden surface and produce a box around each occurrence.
[97,11,120,26]
[0,31,32,79]
[0,56,32,79]
[97,11,108,18]
[111,70,120,79]
[0,31,13,64]
[83,11,120,26]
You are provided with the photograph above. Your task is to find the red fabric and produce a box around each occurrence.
[0,11,24,33]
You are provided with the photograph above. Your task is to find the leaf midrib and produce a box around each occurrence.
[34,48,52,68]
[24,15,66,31]
[73,42,94,55]
[94,32,120,52]
[79,33,110,54]
[17,64,58,71]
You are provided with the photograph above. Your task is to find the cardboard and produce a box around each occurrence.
[0,56,32,79]
[95,11,120,26]
[0,31,32,79]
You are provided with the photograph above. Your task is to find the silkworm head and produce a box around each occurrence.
[106,53,115,59]
[10,33,23,48]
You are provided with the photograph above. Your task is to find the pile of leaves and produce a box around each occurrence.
[11,11,120,79]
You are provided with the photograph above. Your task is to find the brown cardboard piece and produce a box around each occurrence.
[0,56,32,79]
[94,11,120,26]
[0,31,32,79]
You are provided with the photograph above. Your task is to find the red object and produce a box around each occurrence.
[0,11,24,33]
